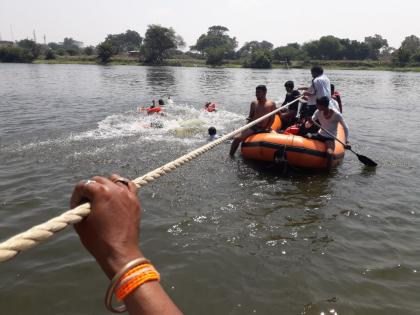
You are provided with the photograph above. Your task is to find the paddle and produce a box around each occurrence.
[312,121,377,167]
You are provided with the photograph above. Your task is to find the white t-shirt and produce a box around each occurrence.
[306,85,317,105]
[313,74,331,99]
[329,99,340,112]
[312,109,349,140]
[306,74,331,105]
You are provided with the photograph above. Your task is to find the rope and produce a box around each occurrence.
[0,96,304,263]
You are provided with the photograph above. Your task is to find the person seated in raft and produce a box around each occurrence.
[278,80,300,130]
[331,84,343,113]
[208,126,219,141]
[229,85,277,156]
[204,102,217,112]
[304,96,350,169]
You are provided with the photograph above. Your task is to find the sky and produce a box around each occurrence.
[0,0,419,49]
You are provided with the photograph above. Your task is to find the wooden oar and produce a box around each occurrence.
[312,121,377,167]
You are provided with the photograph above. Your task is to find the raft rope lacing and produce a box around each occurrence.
[0,97,304,263]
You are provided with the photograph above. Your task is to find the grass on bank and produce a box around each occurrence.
[31,55,420,72]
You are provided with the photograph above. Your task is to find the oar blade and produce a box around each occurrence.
[356,153,377,167]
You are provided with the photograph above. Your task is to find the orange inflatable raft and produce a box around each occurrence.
[241,115,345,169]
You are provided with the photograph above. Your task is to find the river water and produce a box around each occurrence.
[0,64,419,315]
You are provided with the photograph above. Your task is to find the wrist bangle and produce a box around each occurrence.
[105,257,150,313]
[115,264,160,301]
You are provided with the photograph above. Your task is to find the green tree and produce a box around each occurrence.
[205,46,227,66]
[66,48,79,56]
[339,39,370,60]
[364,34,388,59]
[56,48,66,56]
[273,45,301,62]
[302,40,321,59]
[0,46,35,62]
[400,35,420,55]
[97,41,114,63]
[393,35,420,64]
[393,48,411,64]
[237,40,273,58]
[191,25,237,65]
[105,30,143,54]
[83,46,95,56]
[62,37,82,54]
[141,25,184,64]
[17,39,42,58]
[45,49,56,60]
[243,49,272,68]
[317,36,343,59]
[411,49,420,63]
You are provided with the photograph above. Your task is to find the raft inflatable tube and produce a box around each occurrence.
[241,115,345,169]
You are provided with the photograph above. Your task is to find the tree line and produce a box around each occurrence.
[1,24,420,68]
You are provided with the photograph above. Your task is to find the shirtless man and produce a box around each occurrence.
[229,85,276,156]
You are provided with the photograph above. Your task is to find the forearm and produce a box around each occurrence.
[264,115,275,129]
[341,120,350,142]
[98,250,182,315]
[125,282,183,315]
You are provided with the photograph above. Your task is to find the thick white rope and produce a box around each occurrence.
[0,97,303,263]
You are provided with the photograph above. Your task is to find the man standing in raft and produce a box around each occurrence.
[229,85,277,156]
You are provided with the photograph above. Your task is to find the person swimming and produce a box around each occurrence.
[208,126,219,140]
[138,99,165,115]
[204,102,217,112]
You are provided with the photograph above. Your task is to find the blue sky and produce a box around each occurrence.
[0,0,418,48]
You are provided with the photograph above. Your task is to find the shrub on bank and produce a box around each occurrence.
[45,49,56,60]
[0,46,35,63]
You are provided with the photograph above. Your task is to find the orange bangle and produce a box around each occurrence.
[115,264,160,301]
[105,257,150,313]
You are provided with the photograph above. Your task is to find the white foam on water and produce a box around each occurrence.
[5,100,244,152]
[66,101,244,143]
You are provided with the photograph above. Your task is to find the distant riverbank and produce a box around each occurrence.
[33,55,420,72]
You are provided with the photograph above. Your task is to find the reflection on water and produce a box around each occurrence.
[146,66,177,92]
[1,64,420,315]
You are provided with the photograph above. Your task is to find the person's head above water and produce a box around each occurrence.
[311,66,324,78]
[158,99,165,106]
[208,126,217,136]
[255,85,267,101]
[205,102,211,108]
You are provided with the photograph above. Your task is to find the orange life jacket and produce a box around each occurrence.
[284,124,300,135]
[147,106,162,113]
